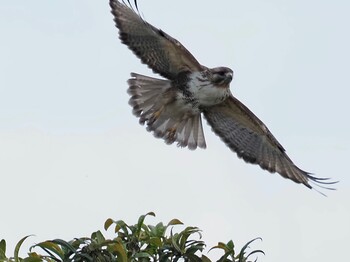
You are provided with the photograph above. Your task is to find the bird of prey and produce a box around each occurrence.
[110,0,335,191]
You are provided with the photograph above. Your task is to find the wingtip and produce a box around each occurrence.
[304,173,338,196]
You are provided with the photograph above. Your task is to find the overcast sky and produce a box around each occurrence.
[0,0,349,261]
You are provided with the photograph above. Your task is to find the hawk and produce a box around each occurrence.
[110,0,335,191]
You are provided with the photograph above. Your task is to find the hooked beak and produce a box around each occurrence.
[223,72,233,85]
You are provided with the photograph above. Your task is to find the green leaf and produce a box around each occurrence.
[33,241,64,260]
[154,222,166,237]
[112,240,127,262]
[69,237,88,249]
[238,237,263,262]
[148,225,157,236]
[240,237,262,253]
[14,235,33,262]
[170,230,182,254]
[141,224,151,235]
[209,242,229,253]
[0,239,6,259]
[91,230,105,244]
[201,254,212,262]
[21,257,43,262]
[26,252,41,258]
[148,237,162,247]
[104,218,114,231]
[167,219,183,227]
[137,212,155,234]
[175,226,202,251]
[247,249,265,257]
[51,239,77,253]
[226,240,234,250]
[114,220,128,234]
[186,244,204,255]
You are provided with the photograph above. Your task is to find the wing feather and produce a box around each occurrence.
[110,0,204,79]
[204,95,334,189]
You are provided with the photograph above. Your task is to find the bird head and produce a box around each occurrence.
[210,67,234,87]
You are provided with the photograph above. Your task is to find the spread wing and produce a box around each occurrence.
[110,0,204,80]
[204,95,334,190]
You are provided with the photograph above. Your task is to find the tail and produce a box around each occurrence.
[127,73,206,150]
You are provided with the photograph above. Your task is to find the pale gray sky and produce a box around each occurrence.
[0,0,349,261]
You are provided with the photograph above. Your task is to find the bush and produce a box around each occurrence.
[0,212,263,262]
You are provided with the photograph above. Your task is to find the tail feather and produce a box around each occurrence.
[177,115,205,150]
[127,73,206,149]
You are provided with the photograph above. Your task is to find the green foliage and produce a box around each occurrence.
[0,212,263,262]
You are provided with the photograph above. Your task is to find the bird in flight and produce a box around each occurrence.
[110,0,335,191]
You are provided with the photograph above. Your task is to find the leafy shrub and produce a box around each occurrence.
[0,212,263,261]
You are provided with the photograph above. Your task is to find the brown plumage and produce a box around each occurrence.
[110,0,336,191]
